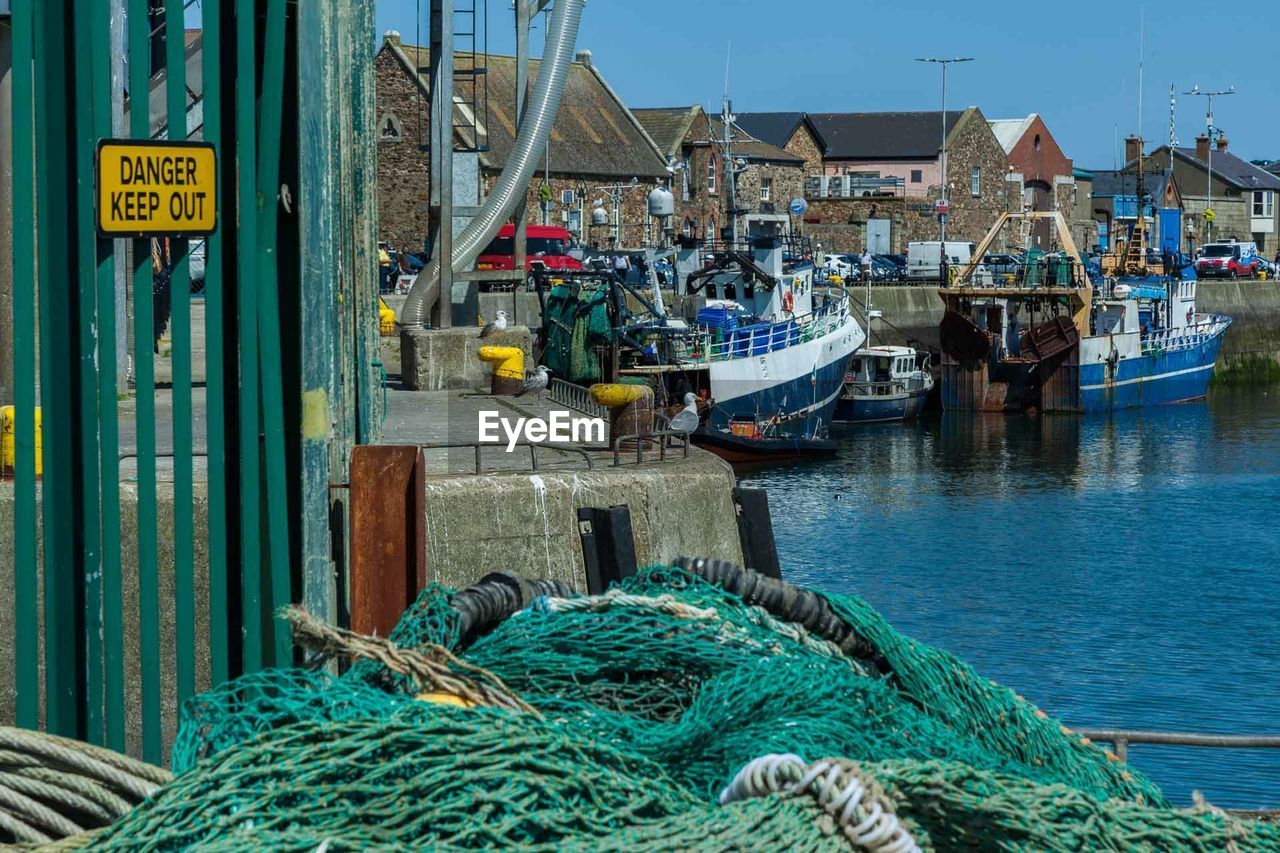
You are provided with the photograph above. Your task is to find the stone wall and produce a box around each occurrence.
[375,48,432,251]
[735,160,805,220]
[784,123,824,176]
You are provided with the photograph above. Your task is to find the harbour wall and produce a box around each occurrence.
[847,282,1280,382]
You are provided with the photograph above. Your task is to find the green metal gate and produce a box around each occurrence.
[3,0,380,763]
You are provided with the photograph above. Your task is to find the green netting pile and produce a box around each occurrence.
[91,565,1280,851]
[539,281,612,384]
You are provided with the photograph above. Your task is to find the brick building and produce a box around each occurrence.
[989,114,1075,249]
[633,106,804,241]
[735,107,1010,253]
[374,35,668,252]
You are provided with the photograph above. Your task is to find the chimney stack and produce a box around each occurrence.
[575,49,593,68]
[1124,135,1142,165]
[383,30,401,47]
[1195,135,1211,162]
[1216,134,1229,152]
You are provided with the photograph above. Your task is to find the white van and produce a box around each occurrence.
[907,241,976,280]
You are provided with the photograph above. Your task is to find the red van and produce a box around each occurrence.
[476,225,583,285]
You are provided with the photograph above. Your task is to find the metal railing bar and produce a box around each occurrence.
[419,441,596,474]
[165,0,199,719]
[201,0,230,689]
[127,0,163,765]
[1073,727,1280,767]
[11,0,40,731]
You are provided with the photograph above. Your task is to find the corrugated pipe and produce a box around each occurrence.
[399,0,585,329]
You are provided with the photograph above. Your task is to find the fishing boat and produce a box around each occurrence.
[833,346,934,423]
[537,95,861,459]
[691,415,839,464]
[937,209,1230,413]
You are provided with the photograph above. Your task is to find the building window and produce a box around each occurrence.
[708,155,717,194]
[561,189,576,206]
[681,156,691,201]
[910,169,923,184]
[1253,190,1274,218]
[1034,133,1041,152]
[970,165,981,196]
[760,178,772,202]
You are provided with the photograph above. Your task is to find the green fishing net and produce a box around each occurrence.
[95,566,1279,851]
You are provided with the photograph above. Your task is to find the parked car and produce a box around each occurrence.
[874,254,907,281]
[1194,241,1259,279]
[820,253,857,278]
[476,224,584,290]
[981,253,1022,278]
[869,255,902,282]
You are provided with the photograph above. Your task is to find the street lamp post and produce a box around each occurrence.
[916,57,973,282]
[1183,85,1235,243]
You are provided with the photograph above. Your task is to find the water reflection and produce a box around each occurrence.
[748,391,1280,808]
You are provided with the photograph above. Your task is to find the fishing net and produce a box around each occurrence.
[90,564,1280,851]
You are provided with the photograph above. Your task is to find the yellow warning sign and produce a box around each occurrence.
[96,140,217,237]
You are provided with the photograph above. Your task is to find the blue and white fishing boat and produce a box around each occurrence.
[938,210,1230,413]
[621,228,862,444]
[834,346,934,423]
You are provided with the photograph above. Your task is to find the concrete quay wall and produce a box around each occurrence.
[842,281,1280,380]
[419,453,744,590]
[0,482,211,761]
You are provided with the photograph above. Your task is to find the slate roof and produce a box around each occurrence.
[633,107,803,165]
[806,111,963,160]
[384,42,668,179]
[1263,161,1280,177]
[734,112,809,149]
[1167,147,1280,191]
[709,117,803,164]
[632,107,701,159]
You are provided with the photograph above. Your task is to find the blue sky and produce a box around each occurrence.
[375,0,1279,168]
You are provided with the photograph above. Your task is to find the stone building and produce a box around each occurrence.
[739,107,1010,253]
[1086,166,1182,254]
[1139,137,1280,253]
[988,114,1075,250]
[374,35,669,252]
[633,106,804,241]
[735,112,824,175]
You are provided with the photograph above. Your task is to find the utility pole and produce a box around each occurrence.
[1184,85,1235,244]
[916,56,973,281]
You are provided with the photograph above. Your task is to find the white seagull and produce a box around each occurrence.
[514,365,552,398]
[669,392,701,433]
[479,310,509,339]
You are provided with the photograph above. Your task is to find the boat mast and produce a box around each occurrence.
[722,96,738,245]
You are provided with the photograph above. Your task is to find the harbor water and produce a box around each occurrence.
[747,388,1280,808]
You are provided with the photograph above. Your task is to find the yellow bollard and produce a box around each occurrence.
[477,346,525,396]
[0,406,42,478]
[378,297,396,336]
[589,383,654,450]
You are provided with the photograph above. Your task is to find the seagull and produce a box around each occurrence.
[479,310,509,339]
[514,365,552,398]
[669,392,701,433]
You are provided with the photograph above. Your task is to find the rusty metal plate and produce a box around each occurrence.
[349,446,426,637]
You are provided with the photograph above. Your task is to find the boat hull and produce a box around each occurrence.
[833,389,928,423]
[1079,326,1228,412]
[691,429,839,464]
[707,316,862,436]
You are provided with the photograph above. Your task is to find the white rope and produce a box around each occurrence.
[719,754,920,853]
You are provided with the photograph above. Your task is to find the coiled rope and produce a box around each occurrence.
[719,753,921,853]
[0,727,170,845]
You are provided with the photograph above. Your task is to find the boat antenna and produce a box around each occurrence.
[1134,7,1149,266]
[721,42,739,245]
